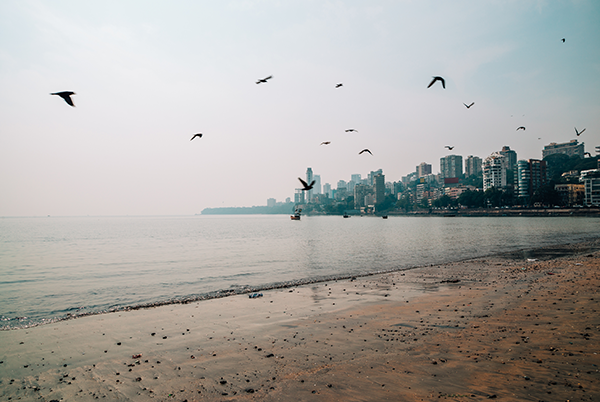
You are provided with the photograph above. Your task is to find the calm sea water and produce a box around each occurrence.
[1,215,599,329]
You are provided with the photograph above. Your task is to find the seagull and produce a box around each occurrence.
[190,133,203,141]
[298,178,315,191]
[561,38,565,43]
[427,76,445,89]
[335,83,343,88]
[345,128,358,132]
[575,127,586,136]
[359,149,372,155]
[463,102,474,109]
[320,141,331,145]
[51,91,76,107]
[256,75,273,84]
[584,152,591,157]
[517,126,526,131]
[445,146,454,150]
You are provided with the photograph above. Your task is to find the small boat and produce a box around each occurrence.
[291,207,302,220]
[343,213,349,218]
[382,215,388,219]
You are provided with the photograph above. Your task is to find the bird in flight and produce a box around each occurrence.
[320,141,331,145]
[190,133,203,141]
[445,146,454,150]
[516,126,526,131]
[256,75,273,84]
[561,38,565,43]
[575,127,586,136]
[463,102,474,109]
[345,128,358,132]
[51,91,76,107]
[359,149,372,155]
[335,83,343,88]
[298,178,315,191]
[427,76,445,89]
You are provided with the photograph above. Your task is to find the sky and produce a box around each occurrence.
[1,0,599,216]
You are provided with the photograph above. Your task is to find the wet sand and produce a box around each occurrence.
[1,240,599,401]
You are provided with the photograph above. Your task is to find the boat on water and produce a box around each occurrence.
[382,215,388,219]
[343,213,349,218]
[291,207,302,220]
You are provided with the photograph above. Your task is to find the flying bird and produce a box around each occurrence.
[320,141,331,145]
[516,126,526,131]
[561,38,565,43]
[256,75,273,84]
[463,102,474,109]
[51,91,76,107]
[335,83,343,88]
[298,178,315,191]
[190,133,203,141]
[345,128,358,132]
[359,149,372,155]
[445,146,454,150]
[427,76,445,89]
[575,127,586,136]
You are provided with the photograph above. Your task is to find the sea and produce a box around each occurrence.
[1,214,599,330]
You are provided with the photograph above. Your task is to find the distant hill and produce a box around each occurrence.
[201,203,295,215]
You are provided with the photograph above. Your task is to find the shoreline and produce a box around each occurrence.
[4,239,599,332]
[1,239,599,401]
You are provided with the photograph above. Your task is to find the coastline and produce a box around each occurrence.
[1,239,599,401]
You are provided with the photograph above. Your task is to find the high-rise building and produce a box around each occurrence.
[306,167,313,202]
[581,169,600,206]
[499,146,517,169]
[351,174,362,183]
[313,174,321,194]
[294,189,305,204]
[323,183,332,198]
[542,140,585,159]
[440,155,463,179]
[517,159,549,203]
[416,162,432,178]
[267,198,276,207]
[483,153,506,191]
[464,155,482,177]
[374,174,385,206]
[354,183,369,209]
[367,169,383,185]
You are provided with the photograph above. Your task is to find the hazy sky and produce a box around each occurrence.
[1,0,599,216]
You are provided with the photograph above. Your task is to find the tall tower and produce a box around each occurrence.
[313,175,321,194]
[416,162,432,178]
[374,174,385,207]
[483,153,506,191]
[465,156,482,177]
[306,167,313,202]
[440,155,463,179]
[517,159,549,204]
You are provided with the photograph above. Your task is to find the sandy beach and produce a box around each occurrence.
[1,240,599,401]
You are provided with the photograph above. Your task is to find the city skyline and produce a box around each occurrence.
[294,138,594,202]
[1,1,599,216]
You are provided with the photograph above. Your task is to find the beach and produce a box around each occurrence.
[1,240,599,401]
